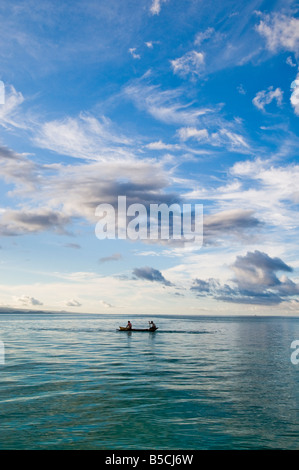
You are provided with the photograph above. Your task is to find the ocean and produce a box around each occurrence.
[0,313,298,450]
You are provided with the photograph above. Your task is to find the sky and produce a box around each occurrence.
[0,0,299,315]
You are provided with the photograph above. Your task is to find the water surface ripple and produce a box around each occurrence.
[0,314,298,449]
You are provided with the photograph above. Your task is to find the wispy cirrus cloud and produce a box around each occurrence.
[124,81,212,126]
[0,85,27,130]
[33,113,134,161]
[185,156,299,239]
[0,85,138,162]
[229,158,299,212]
[194,28,216,47]
[124,77,250,153]
[177,126,249,150]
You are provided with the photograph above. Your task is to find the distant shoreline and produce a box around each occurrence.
[0,310,298,319]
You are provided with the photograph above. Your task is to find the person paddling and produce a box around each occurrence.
[149,321,156,331]
[126,321,132,330]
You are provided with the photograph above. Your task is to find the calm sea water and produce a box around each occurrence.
[0,313,298,450]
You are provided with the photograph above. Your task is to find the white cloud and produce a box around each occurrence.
[291,75,299,116]
[191,250,299,305]
[124,81,211,126]
[177,126,248,150]
[177,127,208,142]
[286,56,297,67]
[228,159,299,225]
[146,140,180,150]
[99,300,113,308]
[129,47,141,59]
[256,13,299,55]
[217,129,249,149]
[0,145,39,196]
[0,273,138,314]
[1,85,136,162]
[149,0,167,16]
[237,84,247,95]
[203,209,262,245]
[45,159,173,222]
[17,295,43,307]
[145,41,160,49]
[0,208,70,236]
[66,299,82,307]
[194,28,215,46]
[0,85,27,130]
[252,86,283,111]
[125,76,250,153]
[34,113,133,161]
[0,85,140,163]
[0,144,175,236]
[99,253,122,263]
[186,157,299,232]
[171,51,205,78]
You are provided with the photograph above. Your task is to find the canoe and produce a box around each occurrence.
[118,326,158,332]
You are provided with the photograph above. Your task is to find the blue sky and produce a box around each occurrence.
[0,0,299,315]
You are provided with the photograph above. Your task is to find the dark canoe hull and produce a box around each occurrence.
[118,327,158,332]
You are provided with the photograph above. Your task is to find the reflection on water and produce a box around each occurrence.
[0,314,298,449]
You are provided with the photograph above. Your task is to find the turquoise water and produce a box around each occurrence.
[0,313,298,449]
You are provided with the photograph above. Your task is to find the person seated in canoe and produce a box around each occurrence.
[149,321,157,331]
[126,321,132,330]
